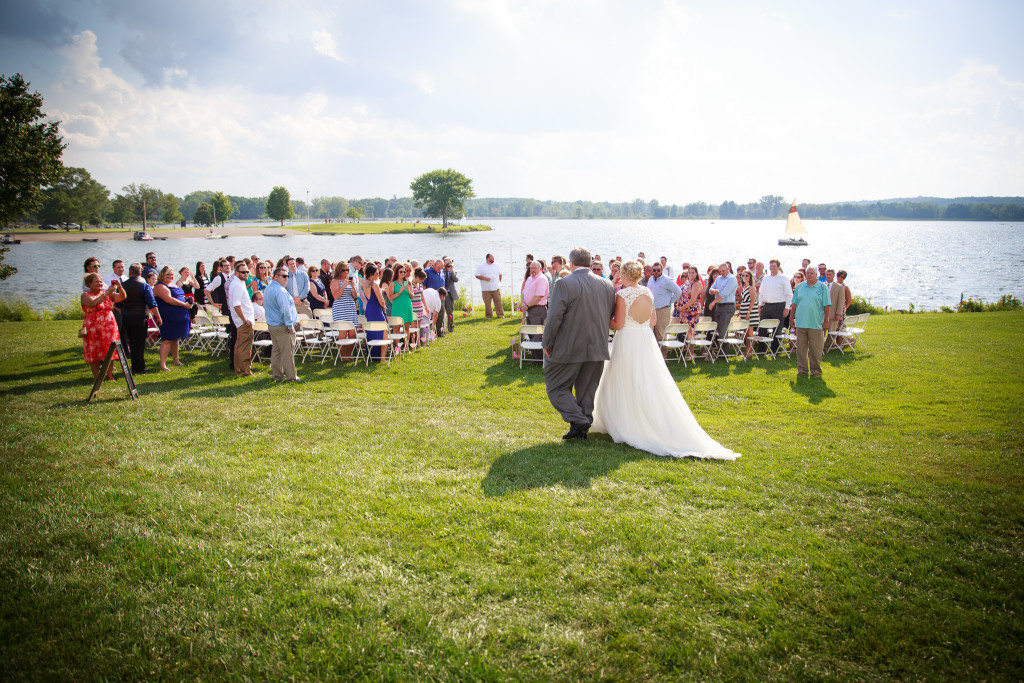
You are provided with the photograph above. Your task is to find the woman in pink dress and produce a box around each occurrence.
[674,266,704,334]
[81,273,125,379]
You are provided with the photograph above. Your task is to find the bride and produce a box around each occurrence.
[591,260,740,460]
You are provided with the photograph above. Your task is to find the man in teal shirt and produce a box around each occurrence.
[791,265,831,377]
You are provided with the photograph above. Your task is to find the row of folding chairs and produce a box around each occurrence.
[513,313,870,370]
[187,305,426,368]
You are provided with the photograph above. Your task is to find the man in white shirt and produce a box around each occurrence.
[757,258,793,354]
[421,286,445,340]
[105,260,126,287]
[475,253,504,318]
[252,290,267,323]
[228,262,256,377]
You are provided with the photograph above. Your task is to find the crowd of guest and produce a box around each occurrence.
[513,251,855,378]
[79,251,461,381]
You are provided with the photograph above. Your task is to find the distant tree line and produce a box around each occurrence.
[19,171,1024,226]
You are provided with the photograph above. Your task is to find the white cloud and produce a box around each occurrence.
[416,73,435,95]
[312,30,341,61]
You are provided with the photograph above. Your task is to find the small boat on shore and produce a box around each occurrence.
[1,234,20,245]
[778,200,808,246]
[82,238,98,243]
[312,231,335,236]
[133,230,153,241]
[263,233,286,237]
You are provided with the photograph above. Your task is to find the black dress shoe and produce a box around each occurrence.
[562,423,589,440]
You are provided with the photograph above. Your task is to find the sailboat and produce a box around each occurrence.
[778,200,808,246]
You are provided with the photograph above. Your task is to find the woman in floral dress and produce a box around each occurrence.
[81,273,125,379]
[675,266,704,336]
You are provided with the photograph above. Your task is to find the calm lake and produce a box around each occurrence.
[3,219,1022,310]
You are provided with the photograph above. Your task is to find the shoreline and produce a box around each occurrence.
[12,226,306,243]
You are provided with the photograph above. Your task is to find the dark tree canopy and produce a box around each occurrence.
[193,202,214,227]
[410,169,475,230]
[265,186,294,225]
[0,74,65,228]
[39,167,109,228]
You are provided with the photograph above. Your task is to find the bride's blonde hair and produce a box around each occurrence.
[620,260,643,283]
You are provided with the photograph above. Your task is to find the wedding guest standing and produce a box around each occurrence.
[228,262,256,377]
[475,253,504,318]
[646,261,681,342]
[757,259,792,354]
[81,273,125,380]
[265,267,300,381]
[154,266,192,371]
[675,266,703,333]
[442,258,458,333]
[707,263,737,342]
[791,265,831,378]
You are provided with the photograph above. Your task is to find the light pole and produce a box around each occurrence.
[306,190,310,228]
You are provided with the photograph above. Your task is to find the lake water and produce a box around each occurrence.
[3,219,1022,310]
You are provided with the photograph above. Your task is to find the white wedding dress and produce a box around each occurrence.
[591,286,740,460]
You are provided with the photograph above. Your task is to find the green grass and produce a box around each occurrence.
[0,312,1021,680]
[286,222,491,235]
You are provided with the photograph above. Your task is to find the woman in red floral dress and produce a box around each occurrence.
[81,273,125,379]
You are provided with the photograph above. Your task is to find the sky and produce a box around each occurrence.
[1,0,1022,205]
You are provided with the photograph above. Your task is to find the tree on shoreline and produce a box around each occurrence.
[265,186,293,225]
[410,169,474,230]
[0,74,65,229]
[39,167,109,229]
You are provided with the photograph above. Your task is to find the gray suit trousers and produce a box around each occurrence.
[544,359,605,427]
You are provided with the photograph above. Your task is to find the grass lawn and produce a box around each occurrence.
[285,222,491,235]
[0,312,1021,680]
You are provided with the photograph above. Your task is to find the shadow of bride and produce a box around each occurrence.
[481,439,652,497]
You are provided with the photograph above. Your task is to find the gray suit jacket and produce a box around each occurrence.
[542,267,615,364]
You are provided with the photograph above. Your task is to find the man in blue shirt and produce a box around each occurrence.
[646,262,681,342]
[284,256,313,317]
[708,263,737,342]
[791,265,832,377]
[264,267,300,381]
[424,259,445,291]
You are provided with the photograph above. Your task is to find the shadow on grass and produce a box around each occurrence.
[481,438,652,496]
[790,374,837,404]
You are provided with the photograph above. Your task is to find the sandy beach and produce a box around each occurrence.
[12,226,305,242]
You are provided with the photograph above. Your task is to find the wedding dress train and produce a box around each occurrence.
[591,286,740,460]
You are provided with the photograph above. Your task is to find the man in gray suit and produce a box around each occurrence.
[543,246,616,440]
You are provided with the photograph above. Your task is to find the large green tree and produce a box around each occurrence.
[116,183,163,227]
[265,186,294,225]
[39,167,109,229]
[162,194,183,224]
[193,202,214,227]
[410,168,475,230]
[210,191,233,225]
[0,74,66,228]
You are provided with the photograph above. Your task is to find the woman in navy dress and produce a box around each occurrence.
[154,266,193,371]
[360,263,388,360]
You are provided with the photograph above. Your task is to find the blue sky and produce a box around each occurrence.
[1,0,1022,204]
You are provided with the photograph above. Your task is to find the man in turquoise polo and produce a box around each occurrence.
[791,265,831,377]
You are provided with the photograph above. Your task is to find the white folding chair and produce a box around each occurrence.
[331,321,361,365]
[687,321,719,362]
[517,324,545,368]
[251,321,274,362]
[361,321,395,366]
[846,313,869,351]
[718,318,750,362]
[387,316,409,355]
[297,318,330,363]
[751,318,780,360]
[209,315,232,356]
[659,323,690,365]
